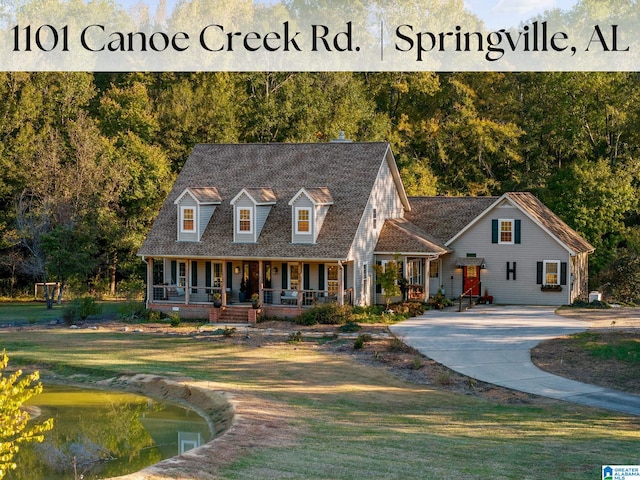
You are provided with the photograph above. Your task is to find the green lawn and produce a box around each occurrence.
[2,315,638,479]
[0,301,132,325]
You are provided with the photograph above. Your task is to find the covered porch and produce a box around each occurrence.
[144,257,353,319]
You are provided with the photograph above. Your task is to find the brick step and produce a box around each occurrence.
[219,306,252,323]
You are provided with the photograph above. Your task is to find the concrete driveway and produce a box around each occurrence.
[389,305,640,416]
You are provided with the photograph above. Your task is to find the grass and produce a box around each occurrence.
[572,331,640,363]
[0,301,137,326]
[1,317,639,480]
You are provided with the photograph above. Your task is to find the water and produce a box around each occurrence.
[6,385,211,480]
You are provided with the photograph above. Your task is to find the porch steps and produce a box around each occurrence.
[219,305,252,323]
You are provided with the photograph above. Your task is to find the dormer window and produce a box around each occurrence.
[295,207,311,234]
[288,187,333,244]
[181,206,196,233]
[174,187,221,242]
[238,207,253,233]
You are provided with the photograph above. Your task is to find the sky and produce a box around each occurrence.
[464,0,580,29]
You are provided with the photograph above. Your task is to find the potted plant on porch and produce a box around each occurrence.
[251,293,260,309]
[212,292,222,308]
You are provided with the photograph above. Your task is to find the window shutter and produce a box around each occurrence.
[506,262,516,281]
[205,262,212,288]
[560,262,567,285]
[318,264,325,290]
[303,264,310,290]
[492,219,499,243]
[226,262,232,289]
[282,263,288,289]
[376,261,382,294]
[344,264,348,288]
[536,262,543,284]
[171,261,177,284]
[191,261,198,293]
[515,220,521,244]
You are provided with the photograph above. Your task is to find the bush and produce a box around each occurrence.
[338,321,361,333]
[353,333,372,350]
[428,293,453,310]
[570,299,611,309]
[62,296,102,325]
[294,303,353,326]
[118,301,147,320]
[168,312,180,327]
[287,331,303,343]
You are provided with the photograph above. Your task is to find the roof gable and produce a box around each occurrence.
[288,187,334,206]
[174,187,222,205]
[230,187,276,205]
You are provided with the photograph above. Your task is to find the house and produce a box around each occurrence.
[138,141,594,320]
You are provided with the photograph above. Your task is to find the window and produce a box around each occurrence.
[430,260,439,278]
[327,264,339,296]
[544,260,560,285]
[499,219,514,244]
[238,208,252,233]
[178,262,187,287]
[373,208,377,229]
[296,207,311,234]
[212,263,222,288]
[289,264,299,290]
[181,207,195,233]
[407,260,423,285]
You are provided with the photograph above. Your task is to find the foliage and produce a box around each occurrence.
[0,353,53,479]
[569,299,611,309]
[597,254,640,303]
[373,259,401,308]
[61,296,102,325]
[353,334,372,350]
[428,293,453,310]
[294,303,353,326]
[118,301,148,321]
[167,312,180,327]
[338,322,361,333]
[287,331,302,344]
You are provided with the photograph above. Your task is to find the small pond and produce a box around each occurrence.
[7,385,211,480]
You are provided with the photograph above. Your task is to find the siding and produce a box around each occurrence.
[348,155,405,306]
[446,202,572,306]
[177,196,198,242]
[255,205,271,239]
[199,205,216,240]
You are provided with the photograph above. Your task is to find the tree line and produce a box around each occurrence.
[0,70,638,299]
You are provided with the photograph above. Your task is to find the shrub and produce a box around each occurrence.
[338,321,361,333]
[62,296,102,325]
[287,331,303,343]
[118,301,147,321]
[294,303,353,326]
[222,326,236,337]
[353,333,372,350]
[428,293,453,310]
[168,312,180,327]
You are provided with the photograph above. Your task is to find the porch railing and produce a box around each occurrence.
[152,284,223,303]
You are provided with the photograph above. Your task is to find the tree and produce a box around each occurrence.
[0,353,53,479]
[374,258,401,308]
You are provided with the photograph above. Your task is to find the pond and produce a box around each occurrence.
[6,385,211,480]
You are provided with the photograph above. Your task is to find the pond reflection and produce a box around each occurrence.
[7,385,211,480]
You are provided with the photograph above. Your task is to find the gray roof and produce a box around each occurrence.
[139,142,395,260]
[187,187,222,204]
[375,218,449,255]
[405,196,498,245]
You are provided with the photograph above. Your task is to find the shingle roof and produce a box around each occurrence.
[188,187,222,204]
[375,218,449,255]
[505,192,595,254]
[305,187,334,205]
[405,196,498,244]
[139,142,394,260]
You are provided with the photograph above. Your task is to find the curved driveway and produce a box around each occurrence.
[390,305,640,416]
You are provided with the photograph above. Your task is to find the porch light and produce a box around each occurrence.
[273,267,278,273]
[481,263,487,270]
[234,266,240,274]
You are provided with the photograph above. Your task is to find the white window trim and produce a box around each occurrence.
[295,206,312,235]
[543,260,561,286]
[326,264,339,295]
[180,206,196,234]
[236,207,253,234]
[498,218,514,245]
[372,208,377,230]
[289,264,299,290]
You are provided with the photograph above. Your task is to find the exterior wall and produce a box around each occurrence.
[444,202,572,306]
[255,205,271,238]
[233,195,255,243]
[177,195,198,242]
[348,157,405,306]
[199,205,216,239]
[290,195,315,244]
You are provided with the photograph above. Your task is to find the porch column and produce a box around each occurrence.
[146,257,153,307]
[184,259,190,305]
[297,261,303,306]
[221,260,228,307]
[337,262,344,305]
[423,258,430,302]
[404,256,409,302]
[258,260,264,305]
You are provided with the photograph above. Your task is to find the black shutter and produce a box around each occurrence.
[191,261,198,293]
[205,262,212,288]
[536,262,543,284]
[492,219,499,243]
[303,264,310,290]
[282,263,288,289]
[171,261,177,284]
[344,263,348,288]
[507,262,516,281]
[226,262,232,289]
[318,264,325,291]
[375,261,382,294]
[515,220,521,244]
[561,262,567,285]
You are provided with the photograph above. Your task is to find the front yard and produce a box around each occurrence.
[1,303,639,479]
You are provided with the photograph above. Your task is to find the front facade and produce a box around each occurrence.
[138,142,594,320]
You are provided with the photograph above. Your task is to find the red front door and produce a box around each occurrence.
[463,266,480,296]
